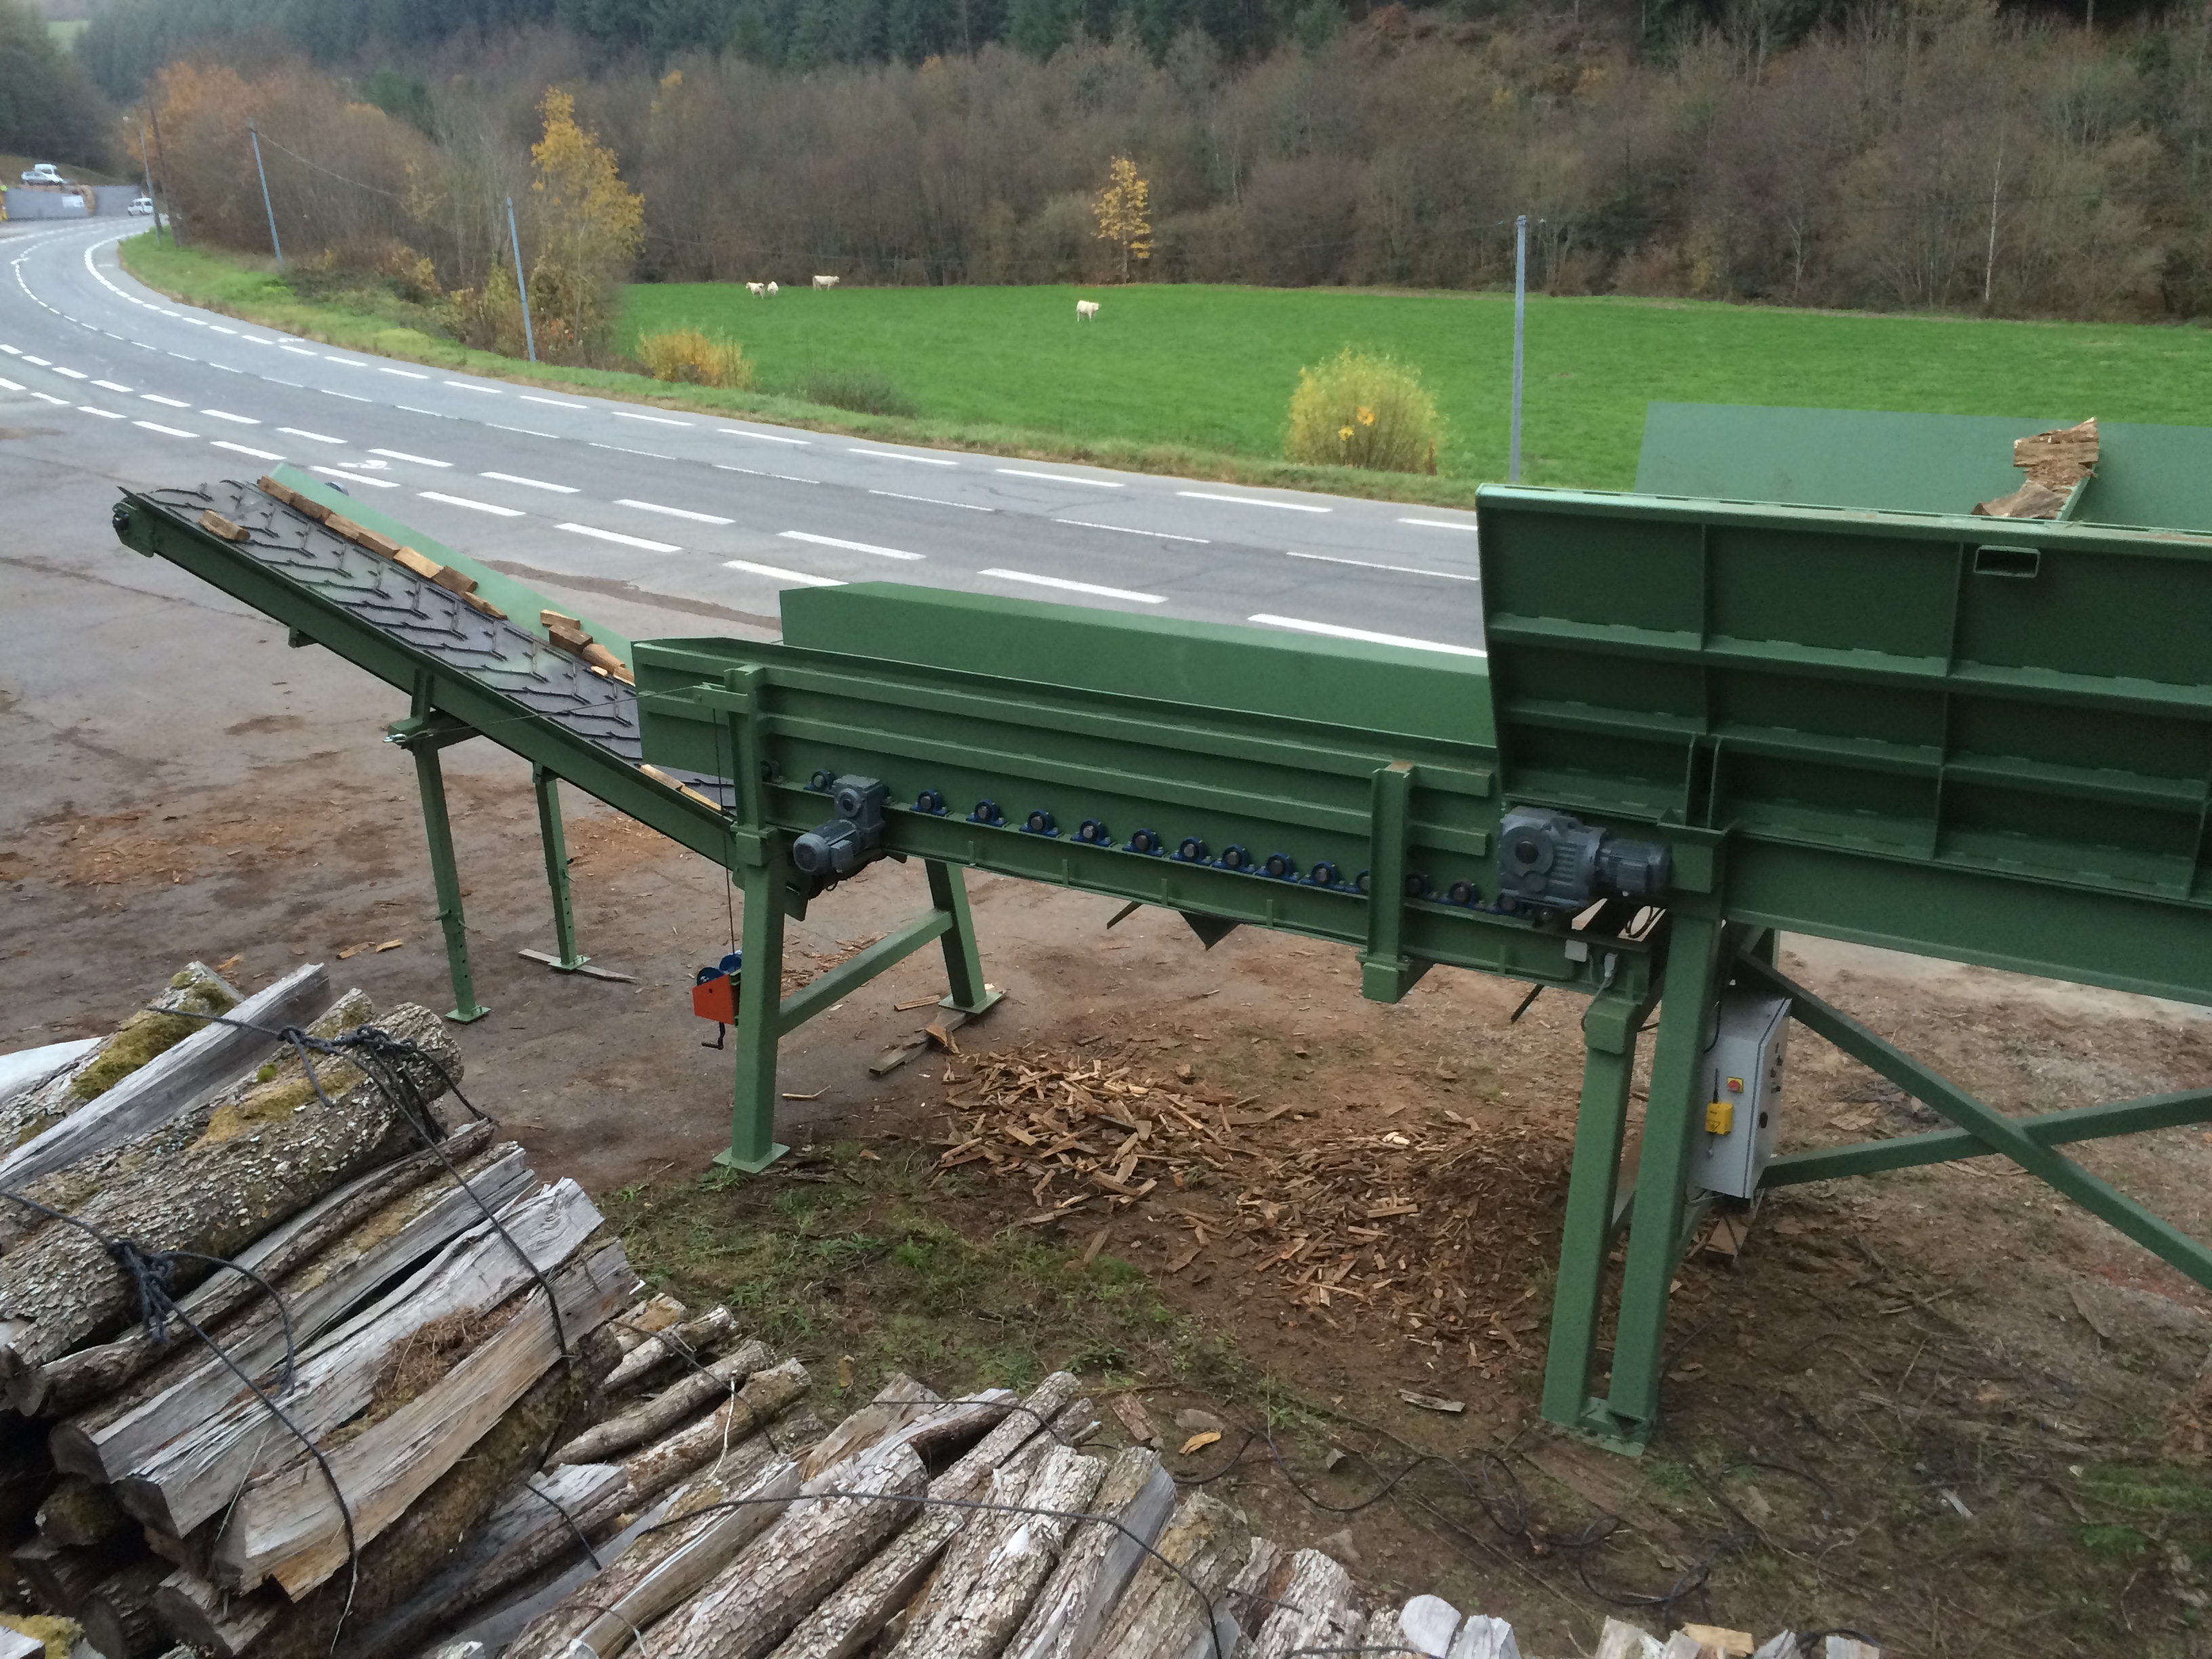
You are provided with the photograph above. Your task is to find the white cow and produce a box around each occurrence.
[812,274,839,289]
[746,282,766,297]
[766,281,779,297]
[1076,300,1100,321]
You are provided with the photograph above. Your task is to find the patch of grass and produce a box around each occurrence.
[597,1143,1210,1405]
[636,327,752,389]
[803,366,918,418]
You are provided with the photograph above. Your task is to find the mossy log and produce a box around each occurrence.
[0,1000,456,1380]
[52,1137,528,1483]
[115,1176,600,1540]
[34,1476,125,1548]
[24,1120,498,1419]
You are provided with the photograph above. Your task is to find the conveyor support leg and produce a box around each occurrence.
[720,854,792,1174]
[928,860,1002,1017]
[531,764,588,972]
[411,742,489,1025]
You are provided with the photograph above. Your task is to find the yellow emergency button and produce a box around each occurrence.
[1705,1099,1735,1134]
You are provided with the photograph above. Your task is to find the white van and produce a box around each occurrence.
[20,164,64,186]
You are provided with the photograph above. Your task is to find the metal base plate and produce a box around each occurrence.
[714,1141,792,1174]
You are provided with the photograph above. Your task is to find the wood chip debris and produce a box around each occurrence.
[933,1048,1572,1353]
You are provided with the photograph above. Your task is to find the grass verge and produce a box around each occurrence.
[116,237,1486,507]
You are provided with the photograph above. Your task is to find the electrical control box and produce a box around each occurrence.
[1689,988,1790,1200]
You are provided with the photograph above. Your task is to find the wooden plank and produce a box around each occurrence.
[115,1176,604,1538]
[212,1239,634,1597]
[0,962,325,1189]
[548,1339,773,1466]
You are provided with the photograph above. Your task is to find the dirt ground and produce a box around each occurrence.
[5,485,2211,1658]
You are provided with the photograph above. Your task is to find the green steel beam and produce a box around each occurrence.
[401,737,487,1025]
[1765,1087,2212,1185]
[775,905,951,1036]
[531,765,588,973]
[1736,954,2212,1292]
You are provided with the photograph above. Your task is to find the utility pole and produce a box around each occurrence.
[249,120,283,270]
[148,108,184,247]
[506,195,537,363]
[1510,213,1528,485]
[137,124,162,247]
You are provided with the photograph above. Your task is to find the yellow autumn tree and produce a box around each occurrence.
[525,87,644,359]
[1092,156,1151,282]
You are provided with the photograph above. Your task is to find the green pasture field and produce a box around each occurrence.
[624,281,2212,489]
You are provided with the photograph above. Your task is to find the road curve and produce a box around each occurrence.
[1,219,1487,655]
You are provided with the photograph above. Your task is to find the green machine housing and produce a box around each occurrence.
[108,407,2212,1455]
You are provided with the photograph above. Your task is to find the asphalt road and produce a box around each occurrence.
[1,218,1486,654]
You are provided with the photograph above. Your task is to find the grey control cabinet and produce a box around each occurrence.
[1690,989,1790,1200]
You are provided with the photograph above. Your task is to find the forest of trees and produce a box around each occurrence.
[31,0,2212,326]
[0,0,115,168]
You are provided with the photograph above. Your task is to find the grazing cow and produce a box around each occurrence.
[812,274,839,289]
[1076,300,1100,321]
[746,282,766,297]
[766,281,779,297]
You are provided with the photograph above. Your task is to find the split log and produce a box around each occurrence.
[81,1558,171,1659]
[1446,1615,1523,1659]
[12,1532,134,1617]
[0,962,245,1181]
[116,1175,598,1539]
[214,1238,634,1597]
[0,999,455,1382]
[35,1475,125,1546]
[53,1137,530,1481]
[0,963,326,1193]
[618,1355,811,1508]
[889,1441,1107,1659]
[24,1119,497,1417]
[0,1631,41,1659]
[1247,1548,1352,1659]
[602,1305,735,1393]
[647,1442,928,1659]
[1082,1490,1251,1658]
[327,1462,629,1658]
[1388,1593,1464,1656]
[152,1570,281,1658]
[0,1038,100,1118]
[1002,1446,1176,1659]
[797,1372,939,1476]
[213,1336,603,1659]
[549,1338,772,1465]
[769,1372,1084,1659]
[1595,1620,1665,1659]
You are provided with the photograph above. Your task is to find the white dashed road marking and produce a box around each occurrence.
[1054,518,1208,545]
[140,394,189,407]
[134,420,196,437]
[724,428,808,445]
[723,559,843,587]
[520,394,587,409]
[998,468,1121,487]
[617,499,733,525]
[871,490,993,513]
[849,447,954,466]
[1398,518,1479,533]
[1180,491,1329,513]
[482,472,577,494]
[617,411,691,427]
[980,569,1165,605]
[314,467,396,487]
[277,426,346,445]
[202,409,260,424]
[1286,550,1478,583]
[369,448,451,468]
[558,523,680,552]
[421,491,525,517]
[213,441,285,460]
[780,531,923,562]
[1247,615,1485,657]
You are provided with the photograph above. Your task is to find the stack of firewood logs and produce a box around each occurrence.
[0,966,1855,1659]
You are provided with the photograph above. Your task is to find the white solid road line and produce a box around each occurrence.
[1054,517,1208,545]
[1399,518,1480,533]
[848,447,956,466]
[871,489,994,512]
[617,411,691,426]
[369,447,451,468]
[997,467,1122,487]
[140,393,189,407]
[314,466,396,487]
[558,523,680,552]
[422,490,526,518]
[725,428,808,445]
[443,380,501,393]
[520,394,587,409]
[1286,550,1479,583]
[1248,614,1486,658]
[213,440,285,459]
[1179,490,1330,513]
[79,405,123,419]
[981,569,1166,604]
[780,530,923,561]
[134,420,196,437]
[92,379,130,392]
[381,367,429,380]
[277,426,345,445]
[618,499,735,525]
[201,409,260,424]
[483,471,579,494]
[724,558,844,587]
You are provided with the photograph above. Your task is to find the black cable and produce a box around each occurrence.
[520,1474,607,1572]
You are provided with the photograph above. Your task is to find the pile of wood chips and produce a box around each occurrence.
[935,1050,1573,1359]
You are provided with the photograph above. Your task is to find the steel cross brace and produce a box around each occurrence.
[1735,954,2212,1292]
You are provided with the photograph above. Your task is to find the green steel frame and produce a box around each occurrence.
[110,434,2212,1457]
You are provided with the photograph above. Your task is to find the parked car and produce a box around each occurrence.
[128,196,154,216]
[20,164,64,185]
